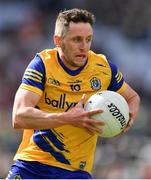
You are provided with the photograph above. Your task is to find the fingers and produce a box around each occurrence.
[85,127,102,135]
[89,118,105,126]
[83,123,103,135]
[123,118,134,133]
[72,94,105,134]
[82,109,105,125]
[86,109,104,116]
[81,116,105,135]
[76,94,86,107]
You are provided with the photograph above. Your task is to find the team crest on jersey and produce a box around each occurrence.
[13,174,22,179]
[79,161,86,169]
[90,77,101,90]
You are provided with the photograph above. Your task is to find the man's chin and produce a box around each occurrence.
[75,59,87,67]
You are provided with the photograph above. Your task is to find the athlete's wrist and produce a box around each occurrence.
[48,112,68,126]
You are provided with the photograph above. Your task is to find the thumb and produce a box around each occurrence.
[76,94,86,107]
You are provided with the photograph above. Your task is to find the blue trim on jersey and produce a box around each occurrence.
[108,61,124,91]
[57,52,88,76]
[33,129,70,165]
[7,160,92,179]
[22,55,46,91]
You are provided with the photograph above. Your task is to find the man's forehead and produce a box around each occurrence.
[69,21,92,29]
[67,22,93,35]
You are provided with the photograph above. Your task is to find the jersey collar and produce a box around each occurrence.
[57,52,88,76]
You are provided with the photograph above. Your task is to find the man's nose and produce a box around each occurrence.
[79,40,87,50]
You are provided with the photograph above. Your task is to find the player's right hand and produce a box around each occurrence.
[64,94,105,135]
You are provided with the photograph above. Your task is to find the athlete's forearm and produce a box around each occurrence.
[13,106,67,129]
[12,103,104,135]
[127,93,140,121]
[121,83,140,121]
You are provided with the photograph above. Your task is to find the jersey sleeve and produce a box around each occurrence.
[20,55,46,96]
[108,61,126,93]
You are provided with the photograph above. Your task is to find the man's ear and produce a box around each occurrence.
[53,35,61,47]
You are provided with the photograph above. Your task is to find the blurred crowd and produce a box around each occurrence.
[0,0,151,178]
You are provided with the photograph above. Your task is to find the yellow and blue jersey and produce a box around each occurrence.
[14,48,126,173]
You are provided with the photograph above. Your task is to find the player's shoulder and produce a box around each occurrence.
[88,50,110,67]
[38,48,57,62]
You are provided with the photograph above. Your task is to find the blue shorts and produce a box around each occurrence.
[6,160,92,179]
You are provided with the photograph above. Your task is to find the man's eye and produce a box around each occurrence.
[73,38,81,42]
[86,38,92,43]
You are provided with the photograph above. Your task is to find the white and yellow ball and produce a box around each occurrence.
[85,90,129,138]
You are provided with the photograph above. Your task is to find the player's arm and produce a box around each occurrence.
[12,88,64,129]
[12,89,104,134]
[108,60,140,132]
[120,83,140,132]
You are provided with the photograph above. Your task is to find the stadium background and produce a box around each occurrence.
[0,0,151,178]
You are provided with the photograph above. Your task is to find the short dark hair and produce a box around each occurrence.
[55,8,95,37]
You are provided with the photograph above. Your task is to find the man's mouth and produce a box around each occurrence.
[76,54,86,59]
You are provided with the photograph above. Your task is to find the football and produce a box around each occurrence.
[84,90,129,138]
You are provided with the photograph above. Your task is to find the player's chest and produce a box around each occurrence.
[45,69,111,93]
[40,67,111,112]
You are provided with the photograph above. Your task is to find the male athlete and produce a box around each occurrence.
[7,8,140,179]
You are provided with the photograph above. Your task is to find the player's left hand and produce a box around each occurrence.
[122,112,134,133]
